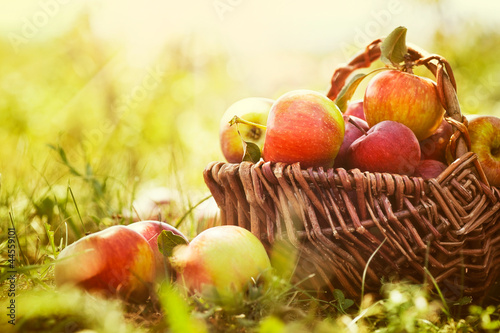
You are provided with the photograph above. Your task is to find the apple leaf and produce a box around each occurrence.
[242,140,261,163]
[380,26,408,67]
[334,68,389,112]
[158,230,188,257]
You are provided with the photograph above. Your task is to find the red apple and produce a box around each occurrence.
[419,119,453,163]
[468,116,500,187]
[344,99,365,120]
[262,89,345,169]
[171,225,271,302]
[122,187,181,222]
[55,225,155,303]
[364,70,444,141]
[414,159,448,180]
[348,120,421,175]
[127,220,188,280]
[334,115,369,169]
[219,97,274,163]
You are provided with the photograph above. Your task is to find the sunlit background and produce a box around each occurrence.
[1,0,499,233]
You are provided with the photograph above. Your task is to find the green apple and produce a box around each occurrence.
[219,97,274,163]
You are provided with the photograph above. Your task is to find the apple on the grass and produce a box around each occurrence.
[348,120,421,175]
[127,220,188,280]
[262,89,345,169]
[219,97,274,163]
[468,115,500,187]
[334,115,369,169]
[171,225,271,303]
[414,159,448,180]
[364,69,444,141]
[344,99,365,120]
[55,225,155,303]
[419,119,453,163]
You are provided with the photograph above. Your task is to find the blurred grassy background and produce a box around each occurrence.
[1,0,499,267]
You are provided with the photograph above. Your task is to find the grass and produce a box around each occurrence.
[1,10,500,333]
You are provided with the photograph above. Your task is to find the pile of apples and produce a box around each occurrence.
[219,33,500,187]
[55,221,271,303]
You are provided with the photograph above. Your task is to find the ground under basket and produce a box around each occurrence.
[203,40,500,303]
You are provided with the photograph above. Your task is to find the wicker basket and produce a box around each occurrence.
[203,40,500,303]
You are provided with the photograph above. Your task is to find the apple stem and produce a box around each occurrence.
[348,116,368,136]
[229,115,267,130]
[403,54,414,74]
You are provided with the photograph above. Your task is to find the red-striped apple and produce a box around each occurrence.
[262,90,345,169]
[364,70,444,141]
[55,225,155,303]
[468,116,500,187]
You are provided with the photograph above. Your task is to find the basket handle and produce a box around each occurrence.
[326,40,469,160]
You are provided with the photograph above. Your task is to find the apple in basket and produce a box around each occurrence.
[468,115,500,187]
[364,69,445,141]
[414,159,448,180]
[348,120,421,175]
[419,118,453,163]
[219,97,274,163]
[55,225,155,303]
[127,220,188,280]
[334,115,369,169]
[262,89,345,169]
[344,99,366,120]
[170,225,271,303]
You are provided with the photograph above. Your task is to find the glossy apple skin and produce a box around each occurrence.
[262,90,345,169]
[414,159,448,180]
[364,70,444,141]
[55,225,155,303]
[344,99,365,120]
[219,97,274,163]
[127,220,188,279]
[334,115,369,169]
[172,226,271,301]
[468,116,500,187]
[348,120,421,175]
[419,119,453,163]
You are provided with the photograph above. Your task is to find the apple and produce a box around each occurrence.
[344,99,365,120]
[262,89,345,169]
[348,120,421,175]
[468,116,500,187]
[414,159,448,180]
[334,115,369,169]
[364,69,444,141]
[219,97,274,163]
[127,220,188,280]
[419,119,453,163]
[171,225,271,303]
[55,225,155,303]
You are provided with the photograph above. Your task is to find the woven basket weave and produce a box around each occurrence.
[203,40,500,302]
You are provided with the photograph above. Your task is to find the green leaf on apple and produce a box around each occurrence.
[158,230,189,257]
[242,140,261,163]
[380,26,408,67]
[335,68,389,112]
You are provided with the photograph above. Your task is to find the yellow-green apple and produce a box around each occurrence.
[414,159,448,180]
[127,220,188,280]
[468,116,500,187]
[262,90,345,169]
[344,99,365,120]
[348,120,421,175]
[334,115,369,169]
[171,225,271,303]
[55,225,155,303]
[219,97,274,163]
[419,119,453,163]
[364,69,444,141]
